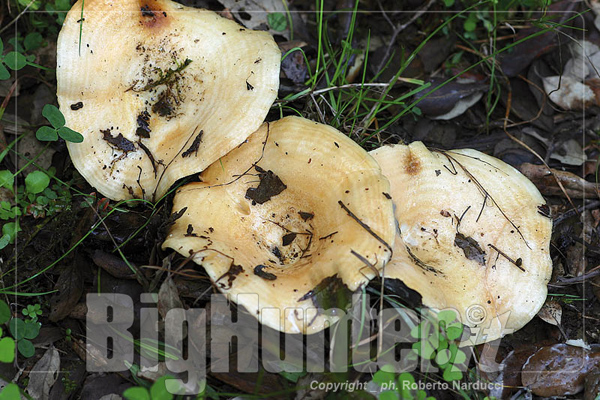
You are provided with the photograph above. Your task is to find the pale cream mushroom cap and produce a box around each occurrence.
[163,116,396,334]
[57,0,280,201]
[371,142,552,345]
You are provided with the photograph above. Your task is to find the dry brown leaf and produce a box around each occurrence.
[485,344,540,399]
[583,160,598,178]
[566,242,586,278]
[522,343,600,397]
[414,78,487,119]
[518,163,599,198]
[26,346,60,400]
[550,139,587,166]
[543,76,595,110]
[537,300,562,326]
[72,338,109,369]
[157,276,183,320]
[585,368,600,400]
[591,209,600,228]
[49,263,83,322]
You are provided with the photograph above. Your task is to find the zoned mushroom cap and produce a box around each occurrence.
[57,0,280,201]
[370,142,552,345]
[162,116,396,334]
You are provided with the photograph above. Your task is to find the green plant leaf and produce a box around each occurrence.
[279,370,305,383]
[410,322,427,339]
[380,391,399,400]
[23,321,40,340]
[0,38,3,54]
[453,348,467,365]
[150,376,174,400]
[435,348,451,367]
[4,52,27,71]
[0,337,15,363]
[0,171,13,190]
[25,171,50,194]
[18,0,42,10]
[437,310,457,324]
[446,325,463,341]
[36,195,49,206]
[36,126,58,141]
[398,372,415,385]
[0,383,20,399]
[43,187,57,200]
[0,300,10,324]
[42,104,65,129]
[439,338,450,352]
[0,234,10,250]
[464,18,477,33]
[55,0,71,11]
[2,222,20,244]
[412,340,436,359]
[442,365,462,382]
[373,367,395,385]
[9,318,25,341]
[267,12,287,31]
[31,14,50,30]
[123,386,151,400]
[7,37,24,54]
[398,372,416,399]
[17,338,35,358]
[24,32,43,51]
[0,64,9,81]
[58,126,84,143]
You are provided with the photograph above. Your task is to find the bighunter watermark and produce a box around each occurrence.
[86,292,511,395]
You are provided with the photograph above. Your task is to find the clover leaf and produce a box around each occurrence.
[36,104,83,143]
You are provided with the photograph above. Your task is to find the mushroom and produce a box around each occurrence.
[162,116,396,334]
[370,142,552,344]
[57,0,280,201]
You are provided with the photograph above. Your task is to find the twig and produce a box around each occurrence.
[338,200,393,254]
[277,82,392,106]
[374,0,436,75]
[552,265,600,285]
[376,0,395,30]
[0,0,37,35]
[310,93,326,124]
[553,200,600,225]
